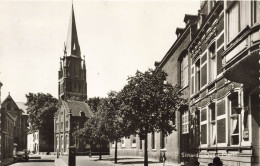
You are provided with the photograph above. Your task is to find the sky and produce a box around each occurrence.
[0,0,200,103]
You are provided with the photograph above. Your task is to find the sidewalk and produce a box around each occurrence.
[1,157,15,166]
[55,155,181,166]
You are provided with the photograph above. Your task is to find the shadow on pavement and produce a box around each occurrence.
[94,157,141,161]
[26,159,54,162]
[118,161,161,165]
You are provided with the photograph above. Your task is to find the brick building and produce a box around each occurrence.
[54,5,93,155]
[188,1,259,165]
[110,11,199,165]
[1,94,28,151]
[111,1,259,165]
[0,84,16,159]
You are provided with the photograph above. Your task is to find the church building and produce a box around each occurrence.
[54,5,92,155]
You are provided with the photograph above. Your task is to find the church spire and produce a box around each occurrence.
[66,4,81,57]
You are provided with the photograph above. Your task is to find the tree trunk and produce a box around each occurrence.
[99,142,102,160]
[114,141,118,163]
[144,132,148,166]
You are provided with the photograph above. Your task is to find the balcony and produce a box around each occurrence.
[222,24,259,85]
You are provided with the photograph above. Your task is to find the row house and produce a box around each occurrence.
[188,1,259,165]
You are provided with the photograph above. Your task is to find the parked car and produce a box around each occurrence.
[14,149,29,162]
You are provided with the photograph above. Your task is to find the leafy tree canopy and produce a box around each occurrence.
[119,68,184,138]
[25,92,58,131]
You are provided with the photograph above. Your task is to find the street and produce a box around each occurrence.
[10,156,55,166]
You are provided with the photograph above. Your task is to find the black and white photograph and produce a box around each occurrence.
[0,0,259,166]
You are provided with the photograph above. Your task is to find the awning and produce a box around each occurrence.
[223,50,259,84]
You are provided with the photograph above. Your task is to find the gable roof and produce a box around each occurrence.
[62,100,93,117]
[16,102,28,115]
[2,94,20,111]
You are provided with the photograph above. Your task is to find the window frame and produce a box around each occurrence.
[208,42,217,83]
[228,91,241,146]
[182,110,189,134]
[121,137,126,148]
[200,107,208,147]
[227,1,251,44]
[179,52,189,89]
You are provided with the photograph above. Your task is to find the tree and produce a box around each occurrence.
[87,97,101,113]
[104,91,131,163]
[73,98,108,160]
[26,92,58,152]
[119,68,184,166]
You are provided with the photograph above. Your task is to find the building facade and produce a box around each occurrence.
[27,130,39,154]
[54,5,93,155]
[1,102,15,159]
[1,94,28,151]
[110,11,199,165]
[188,1,259,165]
[111,1,259,165]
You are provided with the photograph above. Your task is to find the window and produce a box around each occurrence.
[208,43,216,82]
[253,1,260,24]
[182,110,189,134]
[132,136,136,148]
[61,136,64,149]
[7,103,11,110]
[208,0,216,13]
[121,137,125,148]
[209,103,216,145]
[139,138,142,150]
[151,131,155,149]
[228,92,240,145]
[195,60,201,92]
[66,135,69,148]
[227,2,250,42]
[56,136,59,148]
[66,121,68,128]
[61,122,63,130]
[200,108,207,145]
[180,53,188,88]
[160,131,166,149]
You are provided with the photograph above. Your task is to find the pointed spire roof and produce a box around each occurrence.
[66,5,81,58]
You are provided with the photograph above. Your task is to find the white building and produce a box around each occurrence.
[27,130,39,154]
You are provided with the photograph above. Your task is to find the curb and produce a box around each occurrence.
[55,158,68,166]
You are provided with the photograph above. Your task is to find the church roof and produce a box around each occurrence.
[62,100,93,117]
[66,5,81,58]
[16,102,28,115]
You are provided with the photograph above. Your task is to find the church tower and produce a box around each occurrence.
[58,5,87,101]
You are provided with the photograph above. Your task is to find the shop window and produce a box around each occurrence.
[208,43,216,83]
[182,110,189,134]
[228,92,240,145]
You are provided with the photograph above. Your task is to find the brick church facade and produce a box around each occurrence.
[54,5,92,155]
